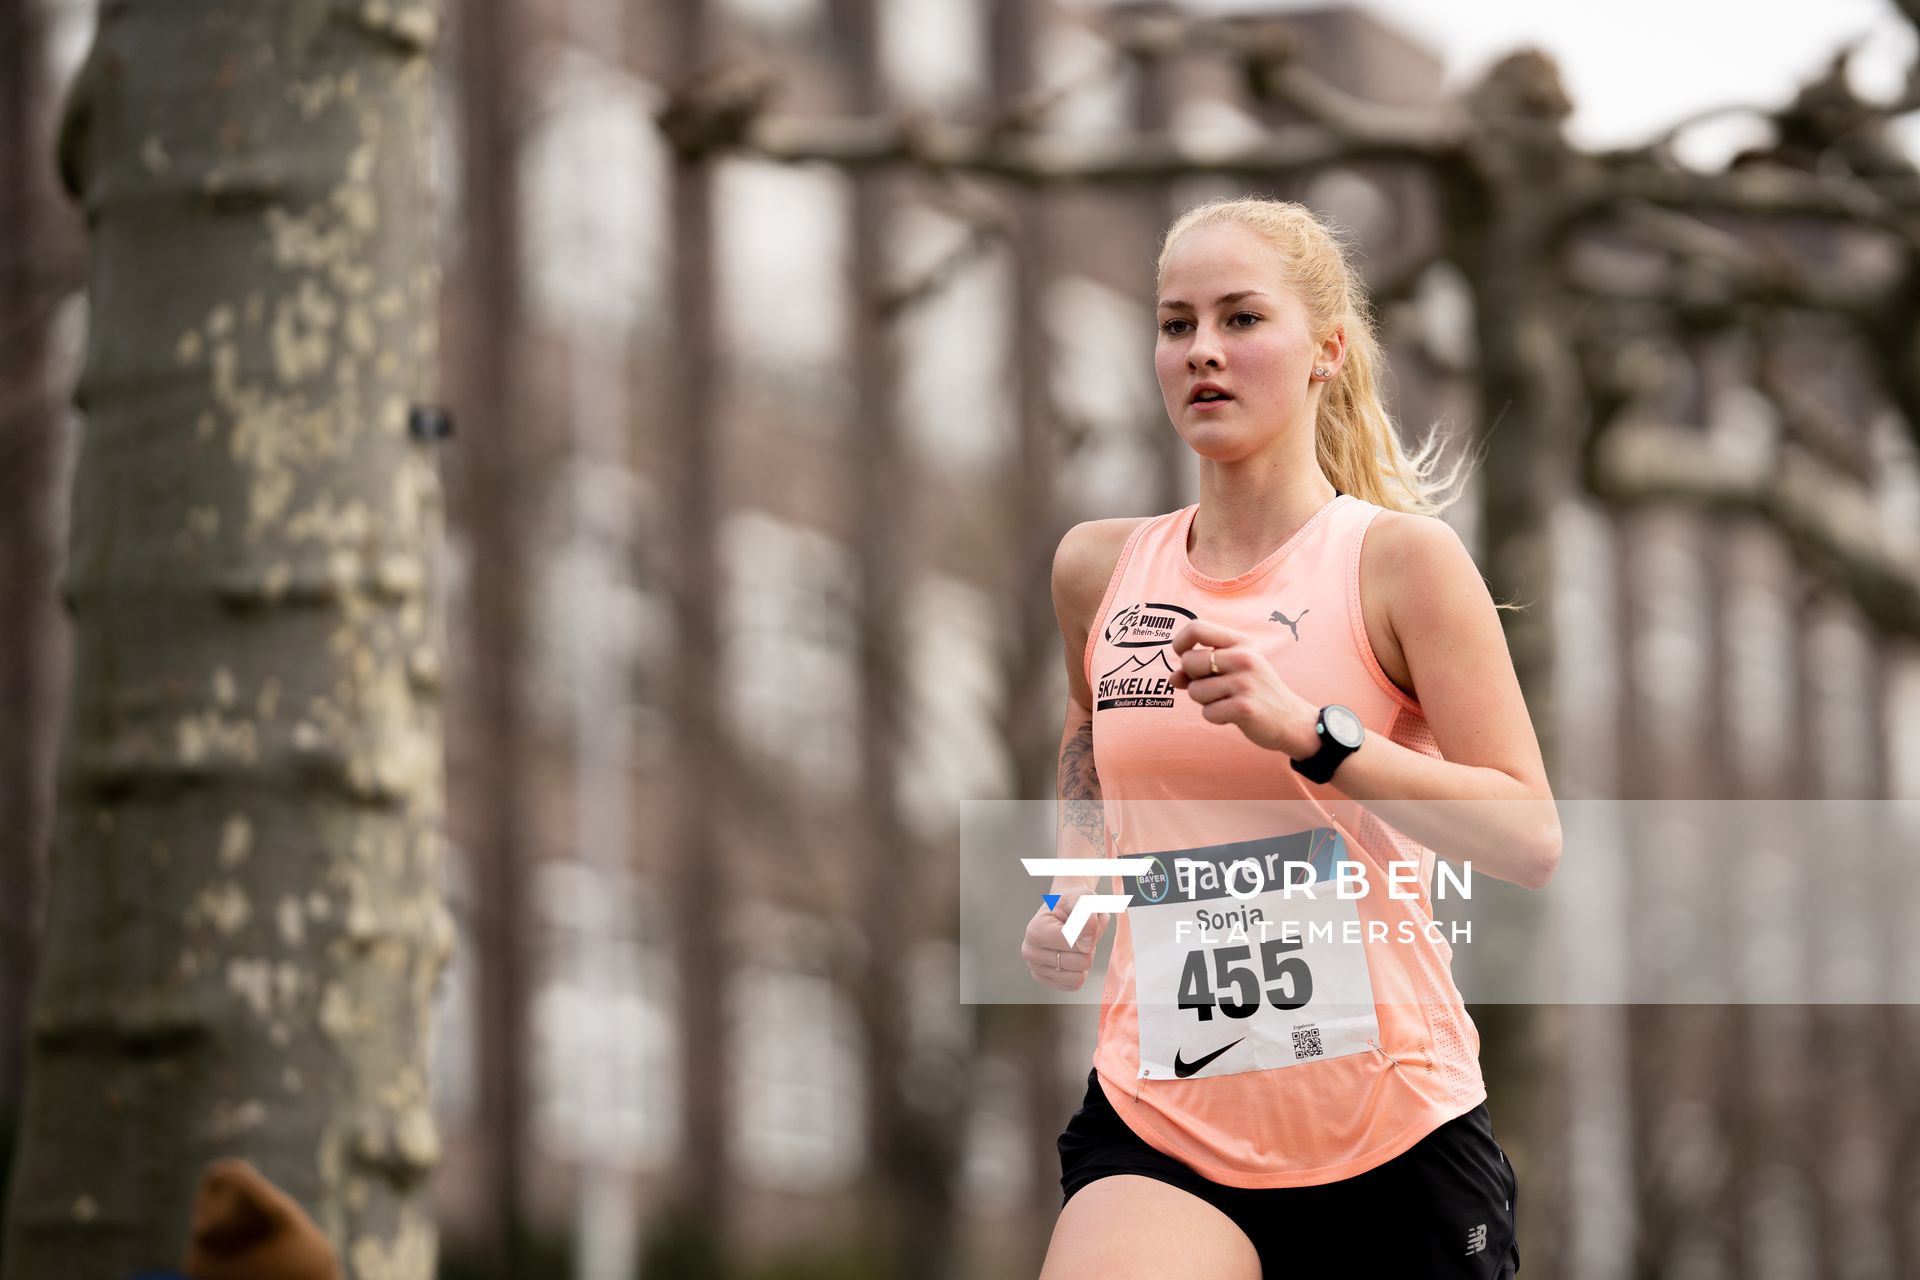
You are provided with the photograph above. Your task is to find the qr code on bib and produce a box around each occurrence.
[1292,1025,1324,1059]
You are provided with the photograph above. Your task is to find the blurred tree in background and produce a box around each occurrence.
[0,0,451,1272]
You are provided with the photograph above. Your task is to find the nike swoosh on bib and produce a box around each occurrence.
[1173,1037,1245,1079]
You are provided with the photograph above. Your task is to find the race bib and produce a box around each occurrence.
[1126,827,1381,1081]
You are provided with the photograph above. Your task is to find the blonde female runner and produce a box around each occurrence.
[1021,197,1559,1278]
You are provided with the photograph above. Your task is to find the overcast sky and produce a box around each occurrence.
[1244,0,1920,162]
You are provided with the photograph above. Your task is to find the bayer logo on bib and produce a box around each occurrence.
[1134,855,1171,904]
[1125,828,1381,1081]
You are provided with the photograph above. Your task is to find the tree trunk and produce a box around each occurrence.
[1,0,450,1272]
[450,0,532,1264]
[0,0,67,1142]
[659,0,732,1249]
[1441,126,1577,1279]
[829,2,968,1274]
[985,0,1070,1264]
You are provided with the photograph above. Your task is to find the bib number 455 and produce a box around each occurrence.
[1178,936,1313,1022]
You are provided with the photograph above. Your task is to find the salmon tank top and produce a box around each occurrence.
[1081,491,1487,1188]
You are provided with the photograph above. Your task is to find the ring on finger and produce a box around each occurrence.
[1208,648,1220,677]
[1053,950,1061,970]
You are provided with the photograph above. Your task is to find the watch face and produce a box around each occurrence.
[1322,704,1363,749]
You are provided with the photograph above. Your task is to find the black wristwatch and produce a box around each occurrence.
[1289,704,1364,784]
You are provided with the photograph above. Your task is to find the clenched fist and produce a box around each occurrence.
[1022,886,1111,991]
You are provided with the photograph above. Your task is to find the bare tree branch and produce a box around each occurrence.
[736,113,1432,182]
[664,9,1920,649]
[1895,0,1920,45]
[1566,203,1885,320]
[1194,15,1466,154]
[1753,324,1878,481]
[1597,102,1777,168]
[1583,163,1920,238]
[1590,424,1920,634]
[878,175,1010,319]
[979,21,1135,142]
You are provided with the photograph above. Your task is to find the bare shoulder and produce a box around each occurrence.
[1361,505,1552,802]
[1358,509,1485,700]
[1051,517,1151,633]
[1053,517,1152,709]
[1367,505,1476,569]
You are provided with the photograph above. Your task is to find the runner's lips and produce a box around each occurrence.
[1189,382,1233,405]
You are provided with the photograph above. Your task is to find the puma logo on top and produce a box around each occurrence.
[1269,607,1308,640]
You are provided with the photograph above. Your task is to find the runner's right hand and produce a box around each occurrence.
[1022,888,1110,992]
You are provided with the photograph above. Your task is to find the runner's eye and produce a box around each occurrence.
[1160,317,1191,336]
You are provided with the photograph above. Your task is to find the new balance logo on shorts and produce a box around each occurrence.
[1465,1223,1488,1255]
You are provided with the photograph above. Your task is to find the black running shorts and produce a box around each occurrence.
[1057,1067,1520,1276]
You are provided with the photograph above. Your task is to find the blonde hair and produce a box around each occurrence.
[1155,196,1472,518]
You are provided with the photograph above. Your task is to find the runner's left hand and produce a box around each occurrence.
[1169,619,1320,758]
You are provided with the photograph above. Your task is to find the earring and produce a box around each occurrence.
[1313,366,1329,379]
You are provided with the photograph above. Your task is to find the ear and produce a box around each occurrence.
[1317,324,1347,378]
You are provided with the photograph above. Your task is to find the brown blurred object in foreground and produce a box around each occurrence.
[183,1160,340,1280]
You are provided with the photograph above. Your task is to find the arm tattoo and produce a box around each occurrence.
[1058,719,1107,855]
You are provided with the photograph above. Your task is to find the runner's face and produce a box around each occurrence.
[1154,223,1323,461]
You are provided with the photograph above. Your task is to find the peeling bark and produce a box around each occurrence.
[1,0,449,1273]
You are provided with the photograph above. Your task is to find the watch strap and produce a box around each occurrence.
[1289,706,1360,784]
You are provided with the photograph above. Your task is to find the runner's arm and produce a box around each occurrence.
[1052,698,1106,899]
[1333,511,1561,888]
[1049,521,1138,898]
